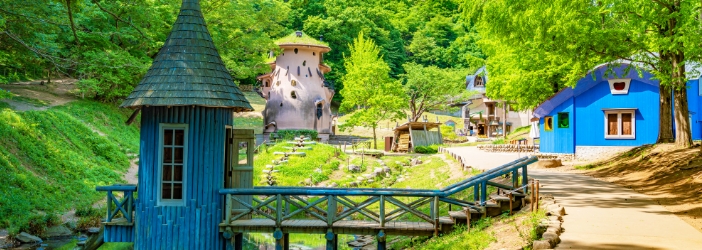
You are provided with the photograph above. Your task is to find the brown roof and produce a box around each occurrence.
[120,0,252,111]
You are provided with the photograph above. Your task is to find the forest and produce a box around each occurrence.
[2,0,702,145]
[0,0,482,103]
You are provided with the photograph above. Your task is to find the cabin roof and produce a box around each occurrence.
[394,122,442,132]
[120,0,252,111]
[533,63,657,119]
[275,32,330,50]
[466,66,488,94]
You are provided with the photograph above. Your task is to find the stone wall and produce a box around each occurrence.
[575,146,634,161]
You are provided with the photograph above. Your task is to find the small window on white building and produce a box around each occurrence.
[160,124,187,206]
[604,110,635,139]
[291,91,297,99]
[474,76,484,87]
[291,80,297,86]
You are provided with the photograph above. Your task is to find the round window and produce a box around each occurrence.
[291,80,297,86]
[302,60,306,66]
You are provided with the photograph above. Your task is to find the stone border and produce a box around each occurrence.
[477,144,539,153]
[533,195,566,250]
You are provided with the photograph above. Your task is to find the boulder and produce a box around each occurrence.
[45,225,73,239]
[535,159,562,168]
[383,166,391,173]
[546,205,566,216]
[356,176,365,181]
[329,183,338,188]
[349,182,358,187]
[532,240,551,250]
[542,232,560,246]
[366,179,374,183]
[373,168,384,175]
[410,158,423,166]
[87,227,100,234]
[348,165,361,172]
[304,178,313,186]
[16,232,42,243]
[396,178,404,182]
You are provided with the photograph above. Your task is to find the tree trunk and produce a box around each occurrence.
[66,0,80,45]
[672,54,692,147]
[372,125,378,149]
[658,85,674,143]
[503,102,507,139]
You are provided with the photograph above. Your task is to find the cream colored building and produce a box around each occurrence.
[464,66,531,137]
[257,31,335,141]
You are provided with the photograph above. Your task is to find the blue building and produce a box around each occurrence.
[534,63,660,157]
[101,0,254,249]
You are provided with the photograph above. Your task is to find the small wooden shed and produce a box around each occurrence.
[391,122,443,152]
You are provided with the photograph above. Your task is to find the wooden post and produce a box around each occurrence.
[377,230,386,250]
[508,193,513,216]
[433,196,439,236]
[465,208,471,231]
[379,195,385,228]
[534,180,541,210]
[225,194,232,223]
[234,233,243,250]
[530,180,535,212]
[327,195,336,227]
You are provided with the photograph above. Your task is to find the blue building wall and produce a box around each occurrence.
[687,79,702,140]
[133,106,232,249]
[575,79,660,146]
[104,225,134,243]
[539,97,575,153]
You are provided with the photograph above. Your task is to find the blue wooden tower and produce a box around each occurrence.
[115,0,253,248]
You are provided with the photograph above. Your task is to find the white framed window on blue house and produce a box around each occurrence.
[604,110,635,139]
[159,124,188,206]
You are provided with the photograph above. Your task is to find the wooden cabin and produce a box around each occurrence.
[391,122,443,152]
[101,0,254,248]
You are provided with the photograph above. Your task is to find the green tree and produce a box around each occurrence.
[402,62,469,122]
[339,31,405,149]
[466,0,702,147]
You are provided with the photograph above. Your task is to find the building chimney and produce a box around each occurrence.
[295,31,303,37]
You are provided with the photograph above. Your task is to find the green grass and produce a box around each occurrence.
[395,218,496,250]
[12,95,51,107]
[254,142,347,186]
[0,101,10,109]
[233,116,263,134]
[0,100,139,234]
[98,243,134,250]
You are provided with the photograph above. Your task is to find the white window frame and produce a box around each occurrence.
[158,123,188,206]
[604,110,635,139]
[608,78,632,95]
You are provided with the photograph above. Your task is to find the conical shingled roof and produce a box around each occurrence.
[120,0,253,112]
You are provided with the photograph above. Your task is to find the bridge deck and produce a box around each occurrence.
[219,218,454,236]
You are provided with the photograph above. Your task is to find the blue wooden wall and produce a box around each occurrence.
[687,79,702,140]
[104,225,134,242]
[539,97,575,153]
[133,106,232,249]
[575,79,659,146]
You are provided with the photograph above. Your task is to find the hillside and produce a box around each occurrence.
[0,94,139,233]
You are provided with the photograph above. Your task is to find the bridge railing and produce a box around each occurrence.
[95,185,137,225]
[219,156,538,231]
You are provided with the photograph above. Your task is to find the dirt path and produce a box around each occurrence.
[1,79,78,111]
[446,145,702,249]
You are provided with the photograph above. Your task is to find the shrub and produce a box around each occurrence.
[76,217,101,231]
[75,207,103,218]
[414,145,439,154]
[275,129,318,140]
[440,125,459,141]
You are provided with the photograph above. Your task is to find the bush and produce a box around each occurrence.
[75,207,103,218]
[440,125,459,141]
[275,129,318,140]
[23,213,61,236]
[414,145,439,154]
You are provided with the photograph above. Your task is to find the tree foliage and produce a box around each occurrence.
[0,0,288,101]
[402,62,468,122]
[339,32,405,149]
[466,0,702,146]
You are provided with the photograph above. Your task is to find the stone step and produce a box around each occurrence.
[273,152,306,157]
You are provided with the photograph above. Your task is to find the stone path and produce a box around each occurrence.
[446,146,702,250]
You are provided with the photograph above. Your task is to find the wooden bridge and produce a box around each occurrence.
[97,156,538,250]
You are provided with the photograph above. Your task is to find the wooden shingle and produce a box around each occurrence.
[120,0,253,112]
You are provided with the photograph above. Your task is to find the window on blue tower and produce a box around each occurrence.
[161,125,187,205]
